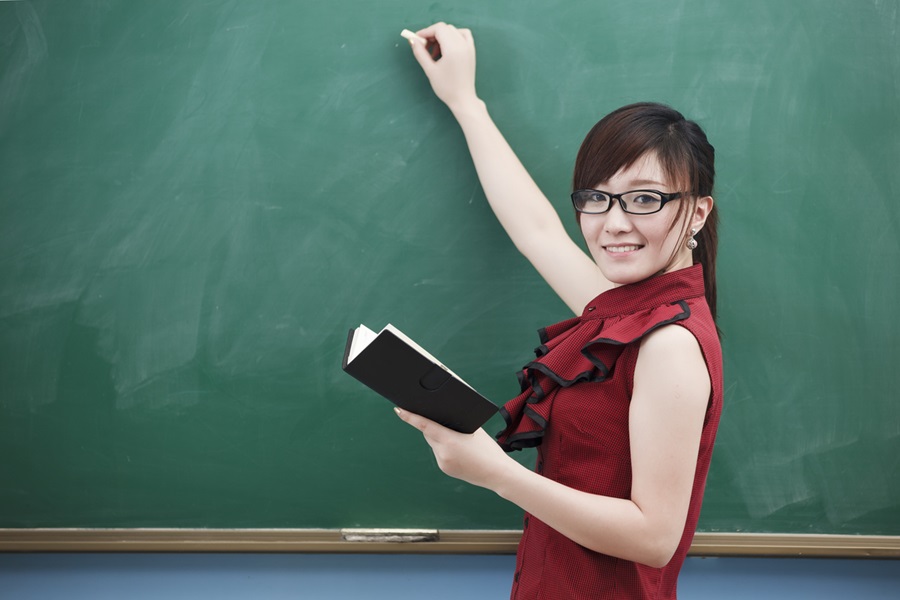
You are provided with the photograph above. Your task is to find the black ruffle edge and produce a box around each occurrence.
[496,300,692,452]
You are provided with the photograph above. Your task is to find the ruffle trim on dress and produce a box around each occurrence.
[496,300,692,451]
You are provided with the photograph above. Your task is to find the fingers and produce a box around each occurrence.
[409,23,450,67]
[409,34,436,71]
[394,407,433,434]
[407,22,473,56]
[395,407,459,444]
[394,406,415,425]
[414,22,452,41]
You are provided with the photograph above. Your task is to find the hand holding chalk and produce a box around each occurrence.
[404,22,479,113]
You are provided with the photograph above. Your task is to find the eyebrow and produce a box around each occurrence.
[592,178,672,190]
[627,179,668,188]
[594,180,669,191]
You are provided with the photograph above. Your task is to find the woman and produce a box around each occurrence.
[396,23,723,599]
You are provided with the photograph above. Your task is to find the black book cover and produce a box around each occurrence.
[342,327,498,434]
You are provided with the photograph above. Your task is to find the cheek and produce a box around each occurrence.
[659,225,682,248]
[647,214,683,248]
[579,216,599,239]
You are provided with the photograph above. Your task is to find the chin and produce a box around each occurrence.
[596,252,687,286]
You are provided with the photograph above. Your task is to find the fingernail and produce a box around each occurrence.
[394,407,402,416]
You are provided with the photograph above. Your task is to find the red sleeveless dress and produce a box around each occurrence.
[496,264,723,599]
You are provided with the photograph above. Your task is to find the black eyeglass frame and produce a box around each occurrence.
[570,189,684,215]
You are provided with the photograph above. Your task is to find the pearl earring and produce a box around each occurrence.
[686,228,699,250]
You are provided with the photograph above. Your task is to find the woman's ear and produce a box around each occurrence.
[691,196,714,232]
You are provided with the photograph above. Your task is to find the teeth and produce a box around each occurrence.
[607,245,641,253]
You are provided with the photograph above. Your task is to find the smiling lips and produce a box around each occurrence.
[605,245,643,253]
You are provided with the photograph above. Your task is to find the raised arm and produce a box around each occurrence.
[408,23,611,314]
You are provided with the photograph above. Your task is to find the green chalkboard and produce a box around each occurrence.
[1,0,898,536]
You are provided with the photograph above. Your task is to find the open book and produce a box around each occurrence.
[342,324,498,433]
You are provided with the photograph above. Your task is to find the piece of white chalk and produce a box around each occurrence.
[400,29,426,44]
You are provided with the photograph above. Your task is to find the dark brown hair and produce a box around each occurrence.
[572,102,719,322]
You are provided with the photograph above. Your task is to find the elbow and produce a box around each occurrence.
[638,534,681,569]
[624,506,686,568]
[641,547,677,570]
[581,529,680,569]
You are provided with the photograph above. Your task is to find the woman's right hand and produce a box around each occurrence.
[408,23,480,113]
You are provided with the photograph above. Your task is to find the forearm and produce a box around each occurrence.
[494,461,679,568]
[393,408,673,565]
[448,98,610,313]
[449,99,568,257]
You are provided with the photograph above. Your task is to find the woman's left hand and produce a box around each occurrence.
[394,407,515,491]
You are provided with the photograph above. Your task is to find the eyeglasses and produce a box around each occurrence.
[571,189,683,215]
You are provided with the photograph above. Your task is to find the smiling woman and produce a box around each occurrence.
[572,103,719,317]
[399,22,724,599]
[576,152,711,289]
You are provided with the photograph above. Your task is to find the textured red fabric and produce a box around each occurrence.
[496,264,723,599]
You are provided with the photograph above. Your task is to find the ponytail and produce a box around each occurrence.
[694,204,719,326]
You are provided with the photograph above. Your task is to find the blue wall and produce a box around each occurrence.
[2,554,898,599]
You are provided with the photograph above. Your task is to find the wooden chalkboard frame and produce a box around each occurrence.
[1,529,898,558]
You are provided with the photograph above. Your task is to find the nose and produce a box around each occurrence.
[603,198,634,233]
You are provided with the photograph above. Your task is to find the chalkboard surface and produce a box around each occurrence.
[1,0,898,535]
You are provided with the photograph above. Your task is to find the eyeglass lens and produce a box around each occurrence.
[574,191,665,214]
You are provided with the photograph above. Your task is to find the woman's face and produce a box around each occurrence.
[579,152,705,286]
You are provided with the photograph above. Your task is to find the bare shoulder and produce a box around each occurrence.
[639,323,703,357]
[633,324,710,408]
